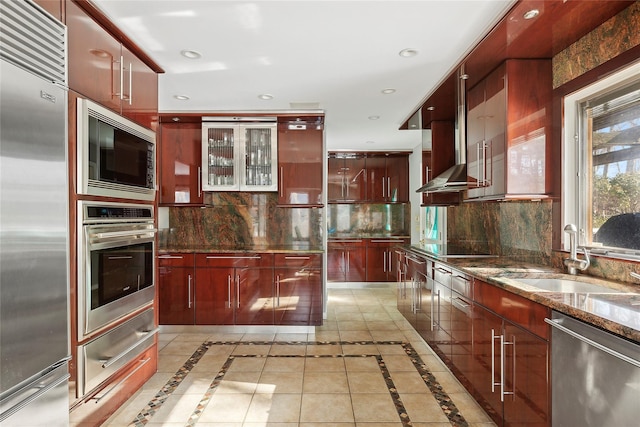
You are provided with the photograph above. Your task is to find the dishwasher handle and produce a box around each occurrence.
[545,318,640,369]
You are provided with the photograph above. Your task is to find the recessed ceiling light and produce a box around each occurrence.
[181,49,202,59]
[366,140,375,144]
[426,106,435,111]
[381,88,396,95]
[258,94,273,100]
[174,95,190,100]
[399,48,418,57]
[523,9,539,20]
[368,115,380,120]
[172,117,180,122]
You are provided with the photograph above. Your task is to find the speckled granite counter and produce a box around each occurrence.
[403,245,640,343]
[159,245,323,254]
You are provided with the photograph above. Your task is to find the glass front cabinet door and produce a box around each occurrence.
[202,122,278,191]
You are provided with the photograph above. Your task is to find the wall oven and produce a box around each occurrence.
[77,98,156,201]
[78,201,156,341]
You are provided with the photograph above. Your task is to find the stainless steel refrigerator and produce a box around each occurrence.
[0,1,70,425]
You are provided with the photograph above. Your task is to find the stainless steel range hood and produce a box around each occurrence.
[417,66,473,193]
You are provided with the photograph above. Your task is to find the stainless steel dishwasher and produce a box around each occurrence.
[545,311,640,426]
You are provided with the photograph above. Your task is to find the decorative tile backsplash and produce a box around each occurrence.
[326,203,411,238]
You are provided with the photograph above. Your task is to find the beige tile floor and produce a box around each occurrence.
[99,284,497,427]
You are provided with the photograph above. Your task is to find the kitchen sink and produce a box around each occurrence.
[514,278,626,293]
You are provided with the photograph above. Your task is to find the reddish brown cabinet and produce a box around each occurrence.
[274,254,323,326]
[327,239,366,282]
[366,154,409,203]
[66,0,158,129]
[365,238,408,281]
[472,279,550,427]
[328,153,367,202]
[466,59,552,200]
[277,120,324,206]
[159,120,203,205]
[422,121,460,206]
[158,253,195,325]
[195,253,274,325]
[33,0,63,21]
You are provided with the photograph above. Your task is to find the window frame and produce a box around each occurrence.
[563,60,640,260]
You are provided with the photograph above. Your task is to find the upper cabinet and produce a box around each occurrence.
[158,119,203,206]
[328,153,367,202]
[465,59,552,201]
[33,0,62,21]
[328,152,409,203]
[66,0,158,130]
[201,122,278,192]
[422,121,460,206]
[277,118,324,206]
[366,154,409,203]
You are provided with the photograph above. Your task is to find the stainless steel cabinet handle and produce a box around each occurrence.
[197,166,202,197]
[285,256,310,260]
[382,175,385,198]
[491,329,500,393]
[206,255,261,259]
[631,272,640,280]
[276,275,281,307]
[383,252,387,272]
[119,55,124,100]
[387,177,391,198]
[347,251,350,272]
[93,357,149,403]
[93,229,158,239]
[128,61,132,105]
[236,274,240,308]
[430,281,435,330]
[279,166,284,196]
[187,274,192,309]
[388,250,392,272]
[227,275,232,309]
[501,335,515,401]
[100,328,159,368]
[108,255,133,260]
[425,166,430,182]
[545,318,640,368]
[158,255,184,259]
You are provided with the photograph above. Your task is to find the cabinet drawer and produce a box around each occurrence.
[474,279,550,339]
[274,253,322,268]
[157,253,194,267]
[196,253,273,268]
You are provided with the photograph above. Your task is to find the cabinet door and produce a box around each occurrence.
[34,0,62,21]
[365,244,388,282]
[503,322,549,427]
[241,124,278,191]
[121,46,158,129]
[471,304,505,427]
[327,155,366,202]
[278,126,323,205]
[385,155,409,202]
[275,268,322,326]
[202,124,239,190]
[327,245,345,282]
[345,245,366,282]
[450,290,474,386]
[466,80,488,199]
[158,255,195,325]
[159,122,203,205]
[366,155,386,202]
[67,0,121,112]
[483,63,507,197]
[235,268,274,325]
[195,267,235,325]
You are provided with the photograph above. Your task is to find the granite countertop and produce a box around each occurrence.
[404,246,640,343]
[159,245,324,254]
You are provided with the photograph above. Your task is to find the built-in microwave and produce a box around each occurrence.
[77,98,156,201]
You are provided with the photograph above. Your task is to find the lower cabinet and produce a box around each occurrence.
[274,254,323,326]
[327,239,366,282]
[366,238,409,281]
[158,253,195,325]
[158,252,323,326]
[195,253,274,325]
[394,251,550,427]
[472,279,550,427]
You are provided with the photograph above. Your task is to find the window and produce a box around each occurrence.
[564,61,640,258]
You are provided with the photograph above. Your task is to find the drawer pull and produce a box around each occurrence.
[99,328,159,369]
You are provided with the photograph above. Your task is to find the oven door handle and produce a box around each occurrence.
[99,327,159,369]
[92,229,158,240]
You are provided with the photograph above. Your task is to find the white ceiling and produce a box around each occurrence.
[91,0,516,151]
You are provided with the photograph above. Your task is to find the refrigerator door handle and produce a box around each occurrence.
[0,371,70,423]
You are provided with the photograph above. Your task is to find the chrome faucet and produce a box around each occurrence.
[563,224,590,275]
